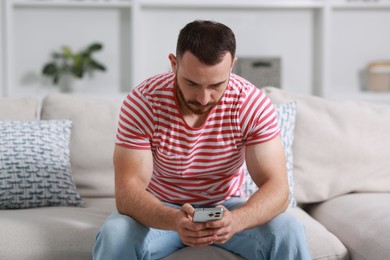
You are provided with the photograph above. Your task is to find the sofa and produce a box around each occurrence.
[0,86,389,260]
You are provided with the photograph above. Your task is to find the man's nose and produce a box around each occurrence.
[196,90,211,106]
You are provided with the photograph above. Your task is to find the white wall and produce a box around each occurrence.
[134,7,315,95]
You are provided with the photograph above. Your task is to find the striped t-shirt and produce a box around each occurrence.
[115,71,280,206]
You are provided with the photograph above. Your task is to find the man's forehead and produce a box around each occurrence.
[179,51,233,64]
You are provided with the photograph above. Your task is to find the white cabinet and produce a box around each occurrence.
[1,0,390,103]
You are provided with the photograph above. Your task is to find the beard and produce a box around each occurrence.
[176,83,216,115]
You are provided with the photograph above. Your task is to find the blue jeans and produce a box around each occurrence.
[93,198,311,260]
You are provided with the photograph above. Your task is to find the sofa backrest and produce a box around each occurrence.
[6,89,390,204]
[0,97,38,120]
[264,87,390,204]
[41,94,123,198]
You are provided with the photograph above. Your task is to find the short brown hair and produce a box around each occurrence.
[176,20,236,65]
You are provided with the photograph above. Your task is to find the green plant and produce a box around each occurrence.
[42,42,106,84]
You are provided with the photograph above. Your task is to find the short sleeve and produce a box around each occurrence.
[115,89,155,150]
[240,88,280,146]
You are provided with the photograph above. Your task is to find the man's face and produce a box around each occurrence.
[169,51,236,115]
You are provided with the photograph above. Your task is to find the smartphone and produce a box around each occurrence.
[193,207,224,223]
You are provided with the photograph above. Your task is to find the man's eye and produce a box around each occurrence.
[187,82,198,87]
[209,84,224,90]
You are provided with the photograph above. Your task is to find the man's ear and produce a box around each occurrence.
[231,56,238,73]
[168,53,178,74]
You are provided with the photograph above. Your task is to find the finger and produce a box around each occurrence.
[180,203,195,220]
[182,225,219,241]
[212,235,230,245]
[210,228,231,244]
[183,234,218,247]
[205,219,225,229]
[205,206,229,229]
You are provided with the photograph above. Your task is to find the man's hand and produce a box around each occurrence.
[176,204,238,247]
[203,205,238,244]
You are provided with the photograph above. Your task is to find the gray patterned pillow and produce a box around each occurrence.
[0,120,84,209]
[243,101,298,207]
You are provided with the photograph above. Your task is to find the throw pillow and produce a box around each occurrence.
[242,101,298,207]
[0,120,84,209]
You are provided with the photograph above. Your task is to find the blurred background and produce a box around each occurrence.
[1,0,390,104]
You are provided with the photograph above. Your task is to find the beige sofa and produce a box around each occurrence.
[0,87,389,260]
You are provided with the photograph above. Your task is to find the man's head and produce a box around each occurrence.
[175,20,236,65]
[169,20,237,115]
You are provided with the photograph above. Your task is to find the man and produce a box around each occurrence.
[93,20,310,260]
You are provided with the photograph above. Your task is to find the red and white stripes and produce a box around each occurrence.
[115,72,279,205]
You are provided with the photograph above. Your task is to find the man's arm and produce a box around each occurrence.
[236,136,289,228]
[114,145,183,230]
[205,137,289,243]
[114,145,219,246]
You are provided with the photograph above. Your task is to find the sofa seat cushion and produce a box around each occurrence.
[287,207,349,260]
[164,246,245,259]
[165,207,348,260]
[308,193,390,260]
[0,198,116,260]
[0,198,346,260]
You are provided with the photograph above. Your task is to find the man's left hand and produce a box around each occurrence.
[204,206,239,244]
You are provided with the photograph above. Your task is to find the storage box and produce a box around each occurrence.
[233,57,281,89]
[363,62,390,92]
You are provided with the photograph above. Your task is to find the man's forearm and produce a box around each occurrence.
[232,179,289,231]
[114,146,183,231]
[116,182,182,231]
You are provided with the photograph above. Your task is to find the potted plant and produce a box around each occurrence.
[42,42,106,91]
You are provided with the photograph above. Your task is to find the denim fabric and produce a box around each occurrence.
[93,198,310,260]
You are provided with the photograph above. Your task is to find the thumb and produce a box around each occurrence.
[180,203,195,220]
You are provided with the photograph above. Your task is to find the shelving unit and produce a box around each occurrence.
[332,2,390,9]
[327,2,390,101]
[2,0,133,97]
[139,0,325,9]
[1,0,390,103]
[11,0,133,8]
[0,2,3,97]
